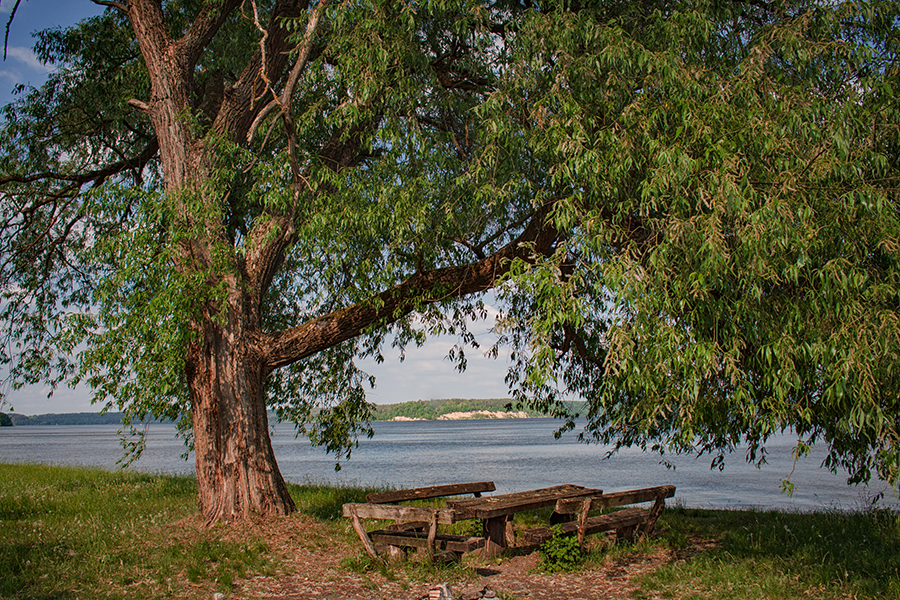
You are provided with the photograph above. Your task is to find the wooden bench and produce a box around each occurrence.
[365,481,495,504]
[521,485,676,547]
[343,482,494,560]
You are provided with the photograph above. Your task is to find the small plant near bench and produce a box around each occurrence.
[538,525,584,572]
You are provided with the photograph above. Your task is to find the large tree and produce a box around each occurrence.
[1,0,898,522]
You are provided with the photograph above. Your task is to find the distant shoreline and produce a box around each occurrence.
[1,398,576,426]
[371,398,570,422]
[0,412,171,427]
[0,410,532,426]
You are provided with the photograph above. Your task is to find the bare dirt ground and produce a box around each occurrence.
[174,514,679,600]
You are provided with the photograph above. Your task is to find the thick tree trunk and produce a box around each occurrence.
[124,0,303,523]
[186,323,295,522]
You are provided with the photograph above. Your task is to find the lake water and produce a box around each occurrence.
[1,418,897,512]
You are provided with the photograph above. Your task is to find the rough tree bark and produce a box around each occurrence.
[188,323,296,520]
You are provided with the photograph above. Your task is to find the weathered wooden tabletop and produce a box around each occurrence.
[445,484,602,520]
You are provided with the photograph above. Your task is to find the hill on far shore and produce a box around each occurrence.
[1,398,586,426]
[1,412,169,427]
[370,398,583,421]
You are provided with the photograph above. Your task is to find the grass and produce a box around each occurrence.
[1,462,898,599]
[635,505,900,599]
[509,499,900,598]
[0,463,281,599]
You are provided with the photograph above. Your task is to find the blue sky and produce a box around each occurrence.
[0,1,514,415]
[0,0,104,107]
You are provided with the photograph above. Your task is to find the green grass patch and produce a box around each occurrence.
[0,463,277,599]
[636,505,900,599]
[288,480,377,521]
[3,463,897,600]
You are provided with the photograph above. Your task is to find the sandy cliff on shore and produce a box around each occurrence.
[389,410,529,421]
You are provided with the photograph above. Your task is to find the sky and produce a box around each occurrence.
[5,317,516,415]
[0,1,104,107]
[0,1,517,415]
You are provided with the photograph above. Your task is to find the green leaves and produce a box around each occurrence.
[2,0,900,492]
[539,524,584,572]
[488,1,900,488]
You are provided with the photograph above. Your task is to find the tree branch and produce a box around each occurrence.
[177,0,244,67]
[128,98,151,113]
[0,138,159,188]
[262,203,562,372]
[280,0,328,188]
[214,0,307,143]
[91,0,127,11]
[243,112,379,311]
[244,214,295,304]
[558,325,605,368]
[3,0,22,60]
[248,0,329,144]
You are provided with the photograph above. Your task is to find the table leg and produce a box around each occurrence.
[482,515,513,558]
[347,505,379,559]
[549,511,574,525]
[505,516,516,546]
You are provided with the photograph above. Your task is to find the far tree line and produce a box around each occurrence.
[0,398,579,426]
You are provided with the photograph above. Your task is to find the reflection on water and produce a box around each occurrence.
[1,418,896,511]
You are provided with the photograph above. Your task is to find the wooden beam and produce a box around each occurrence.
[368,531,485,553]
[640,488,672,541]
[366,482,496,504]
[342,503,457,525]
[448,485,601,519]
[555,485,675,514]
[385,521,428,532]
[481,515,512,558]
[577,497,591,547]
[426,511,438,562]
[346,504,379,559]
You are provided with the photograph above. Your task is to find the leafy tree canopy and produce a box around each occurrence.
[1,0,898,519]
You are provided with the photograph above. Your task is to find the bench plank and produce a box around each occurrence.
[555,485,676,514]
[522,508,650,545]
[385,520,428,532]
[370,530,486,553]
[366,482,496,504]
[342,503,456,525]
[447,484,601,519]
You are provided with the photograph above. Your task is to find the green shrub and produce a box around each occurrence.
[539,525,583,572]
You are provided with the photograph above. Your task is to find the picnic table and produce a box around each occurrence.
[343,482,674,560]
[446,484,602,557]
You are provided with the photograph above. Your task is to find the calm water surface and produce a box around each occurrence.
[1,418,896,511]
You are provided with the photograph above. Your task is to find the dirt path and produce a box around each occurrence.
[199,514,673,600]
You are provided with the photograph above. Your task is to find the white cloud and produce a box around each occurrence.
[0,0,27,16]
[0,68,19,84]
[5,46,52,73]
